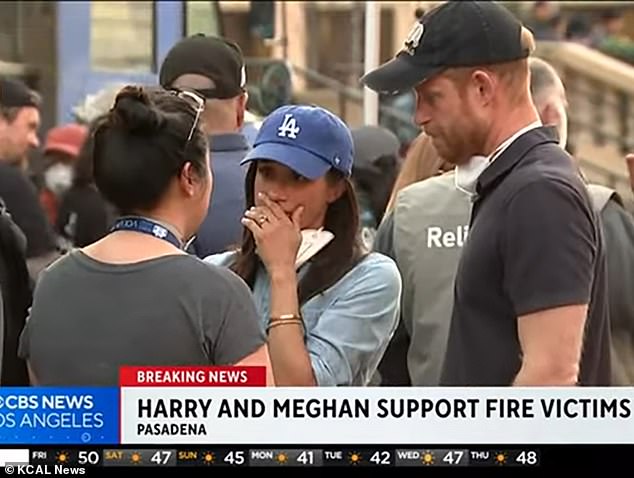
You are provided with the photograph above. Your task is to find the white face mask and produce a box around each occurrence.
[44,163,74,197]
[454,155,490,198]
[295,228,335,269]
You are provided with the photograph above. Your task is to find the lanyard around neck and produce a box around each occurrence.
[110,216,184,249]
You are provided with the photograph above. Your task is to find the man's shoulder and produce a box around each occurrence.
[587,184,621,212]
[400,172,457,198]
[209,132,250,155]
[395,172,471,219]
[0,162,34,191]
[503,146,588,205]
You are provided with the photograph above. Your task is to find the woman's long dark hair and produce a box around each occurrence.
[231,163,366,305]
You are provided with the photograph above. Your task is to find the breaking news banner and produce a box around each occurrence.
[119,366,634,445]
[0,366,633,469]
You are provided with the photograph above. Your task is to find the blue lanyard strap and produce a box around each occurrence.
[110,216,183,249]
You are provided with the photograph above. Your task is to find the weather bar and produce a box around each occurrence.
[21,447,544,467]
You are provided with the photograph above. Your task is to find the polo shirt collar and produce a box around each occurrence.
[476,125,560,197]
[210,133,250,153]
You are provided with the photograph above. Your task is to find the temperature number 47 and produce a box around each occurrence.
[150,451,172,465]
[443,451,464,465]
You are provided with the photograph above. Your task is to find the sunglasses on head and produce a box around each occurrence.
[166,88,205,142]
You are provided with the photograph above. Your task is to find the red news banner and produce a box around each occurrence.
[119,366,267,387]
[118,366,634,445]
[119,366,270,444]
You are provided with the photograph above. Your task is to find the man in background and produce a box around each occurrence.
[0,77,59,277]
[0,77,39,385]
[529,57,634,384]
[159,34,250,257]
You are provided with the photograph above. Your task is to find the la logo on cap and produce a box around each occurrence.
[278,113,300,139]
[403,22,424,56]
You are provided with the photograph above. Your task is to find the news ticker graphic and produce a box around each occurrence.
[2,447,540,467]
[0,388,118,444]
[2,367,634,446]
[120,385,634,444]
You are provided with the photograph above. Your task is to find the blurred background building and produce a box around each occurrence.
[1,1,633,205]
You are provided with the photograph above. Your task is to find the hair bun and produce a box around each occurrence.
[110,86,166,134]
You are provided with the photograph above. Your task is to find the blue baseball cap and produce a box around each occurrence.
[240,104,354,180]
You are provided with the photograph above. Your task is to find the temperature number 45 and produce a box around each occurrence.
[224,451,245,465]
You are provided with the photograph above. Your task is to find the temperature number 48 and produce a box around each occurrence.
[516,451,538,465]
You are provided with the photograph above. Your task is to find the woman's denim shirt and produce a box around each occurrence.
[205,251,401,386]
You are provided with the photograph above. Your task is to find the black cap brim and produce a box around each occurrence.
[360,55,445,95]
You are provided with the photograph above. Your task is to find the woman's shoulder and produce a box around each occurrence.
[337,252,401,294]
[203,250,238,268]
[39,250,253,302]
[354,251,399,274]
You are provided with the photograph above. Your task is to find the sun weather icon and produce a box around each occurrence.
[348,452,362,465]
[130,452,142,465]
[56,451,69,464]
[275,452,289,464]
[421,451,435,466]
[495,451,508,465]
[202,452,215,465]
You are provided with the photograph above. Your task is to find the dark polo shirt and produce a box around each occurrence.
[440,126,611,386]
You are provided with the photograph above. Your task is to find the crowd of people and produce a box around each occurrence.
[1,0,634,387]
[521,1,634,65]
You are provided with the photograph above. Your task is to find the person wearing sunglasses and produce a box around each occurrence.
[159,34,251,259]
[18,86,272,386]
[206,104,402,386]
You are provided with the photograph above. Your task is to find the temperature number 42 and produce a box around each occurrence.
[370,451,391,465]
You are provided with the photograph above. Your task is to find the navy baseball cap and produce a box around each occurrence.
[360,1,530,95]
[0,77,41,108]
[159,34,246,99]
[241,104,354,180]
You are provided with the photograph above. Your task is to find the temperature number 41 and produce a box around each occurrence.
[297,451,314,465]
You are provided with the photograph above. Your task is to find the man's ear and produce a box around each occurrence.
[471,69,496,106]
[236,92,248,129]
[539,102,559,127]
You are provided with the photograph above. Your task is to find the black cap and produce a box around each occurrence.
[0,77,40,108]
[360,1,530,94]
[159,34,246,99]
